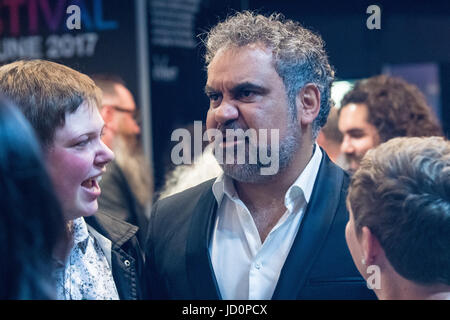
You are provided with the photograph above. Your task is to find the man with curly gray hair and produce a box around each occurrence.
[204,11,335,139]
[145,11,375,300]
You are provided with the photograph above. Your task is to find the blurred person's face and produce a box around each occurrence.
[103,84,140,140]
[338,104,380,173]
[46,102,114,221]
[100,84,152,206]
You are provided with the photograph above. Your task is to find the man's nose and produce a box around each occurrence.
[214,99,239,125]
[132,119,141,135]
[341,135,354,154]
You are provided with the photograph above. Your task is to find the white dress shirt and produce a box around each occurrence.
[209,145,322,300]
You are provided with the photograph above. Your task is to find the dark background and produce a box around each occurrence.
[151,0,450,190]
[3,0,450,190]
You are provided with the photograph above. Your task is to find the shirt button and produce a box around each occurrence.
[255,262,261,270]
[124,260,131,267]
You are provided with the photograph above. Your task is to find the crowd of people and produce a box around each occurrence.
[0,11,448,300]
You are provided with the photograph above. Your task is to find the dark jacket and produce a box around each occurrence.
[98,160,149,245]
[145,151,376,300]
[85,210,146,300]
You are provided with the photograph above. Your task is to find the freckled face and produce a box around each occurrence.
[45,102,114,221]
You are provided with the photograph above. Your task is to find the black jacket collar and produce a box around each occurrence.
[85,210,138,248]
[272,151,344,299]
[185,186,221,299]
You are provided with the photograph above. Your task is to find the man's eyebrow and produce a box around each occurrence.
[231,82,267,94]
[346,128,365,135]
[204,82,268,95]
[204,85,217,95]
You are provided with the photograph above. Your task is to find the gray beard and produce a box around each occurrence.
[113,135,153,207]
[219,121,301,183]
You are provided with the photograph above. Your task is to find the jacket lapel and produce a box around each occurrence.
[185,182,221,299]
[272,152,344,299]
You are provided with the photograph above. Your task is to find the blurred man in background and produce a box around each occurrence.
[338,75,443,174]
[91,75,153,245]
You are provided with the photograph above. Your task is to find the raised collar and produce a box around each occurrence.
[72,217,89,246]
[84,210,138,248]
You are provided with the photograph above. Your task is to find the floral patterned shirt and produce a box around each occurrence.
[54,217,119,300]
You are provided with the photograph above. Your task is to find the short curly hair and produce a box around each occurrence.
[348,136,450,285]
[340,75,442,142]
[203,11,335,138]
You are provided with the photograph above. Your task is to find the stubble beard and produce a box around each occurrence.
[219,118,301,183]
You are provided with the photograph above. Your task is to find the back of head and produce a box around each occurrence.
[341,75,443,142]
[0,60,101,147]
[90,73,126,103]
[0,98,66,299]
[349,136,450,285]
[203,11,335,138]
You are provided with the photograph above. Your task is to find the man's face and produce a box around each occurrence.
[46,102,114,221]
[103,84,140,139]
[205,44,300,182]
[338,103,380,173]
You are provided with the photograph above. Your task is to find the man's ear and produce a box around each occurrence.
[360,226,382,265]
[100,105,114,123]
[296,83,321,126]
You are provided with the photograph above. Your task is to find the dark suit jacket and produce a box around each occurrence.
[145,151,376,299]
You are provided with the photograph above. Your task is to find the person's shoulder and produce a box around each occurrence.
[85,210,139,246]
[150,178,215,224]
[319,156,351,218]
[156,178,215,207]
[318,150,350,184]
